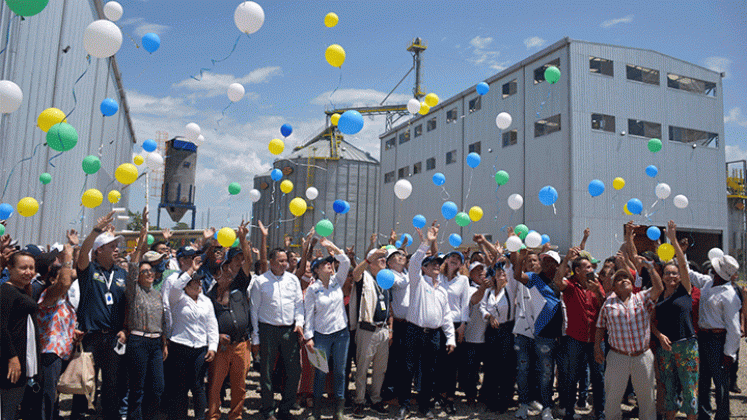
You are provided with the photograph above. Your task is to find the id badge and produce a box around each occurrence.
[105,292,114,305]
[379,300,386,311]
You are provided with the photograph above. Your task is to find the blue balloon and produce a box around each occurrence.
[441,201,458,220]
[337,110,364,135]
[588,179,605,197]
[395,240,403,248]
[270,169,283,181]
[376,269,395,290]
[280,123,293,137]
[476,82,489,95]
[142,33,161,53]
[466,152,481,169]
[627,198,643,215]
[403,233,413,247]
[541,234,550,245]
[142,139,157,153]
[646,226,661,241]
[333,199,350,214]
[100,98,118,116]
[449,234,462,248]
[645,165,658,178]
[538,186,558,206]
[0,203,13,219]
[413,214,426,229]
[432,172,446,186]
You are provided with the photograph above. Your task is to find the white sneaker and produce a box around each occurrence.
[541,407,554,420]
[515,403,529,419]
[529,401,544,414]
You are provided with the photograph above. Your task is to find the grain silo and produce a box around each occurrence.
[157,137,197,229]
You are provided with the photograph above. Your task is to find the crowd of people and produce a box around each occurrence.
[0,211,745,420]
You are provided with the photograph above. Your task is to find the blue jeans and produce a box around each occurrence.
[514,334,556,407]
[71,331,128,420]
[698,332,730,420]
[398,323,441,413]
[312,328,349,400]
[560,336,605,419]
[127,335,165,420]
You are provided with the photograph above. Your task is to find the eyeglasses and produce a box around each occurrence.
[140,269,155,276]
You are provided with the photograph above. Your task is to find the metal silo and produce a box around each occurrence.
[157,137,197,228]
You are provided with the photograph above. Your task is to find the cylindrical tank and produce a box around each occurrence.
[161,138,197,223]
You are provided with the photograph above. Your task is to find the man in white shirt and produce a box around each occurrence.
[249,248,305,420]
[381,248,408,402]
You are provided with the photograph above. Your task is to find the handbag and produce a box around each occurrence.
[57,343,95,406]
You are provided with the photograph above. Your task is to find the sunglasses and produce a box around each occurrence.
[140,269,155,276]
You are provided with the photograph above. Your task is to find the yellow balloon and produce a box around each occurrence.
[623,203,632,215]
[133,154,144,165]
[115,163,139,185]
[657,243,675,261]
[37,108,67,132]
[424,93,439,107]
[289,197,307,217]
[469,206,483,222]
[81,189,103,209]
[325,44,346,67]
[108,190,121,204]
[17,197,39,217]
[331,113,341,126]
[280,179,294,194]
[269,138,284,155]
[324,12,338,28]
[418,102,430,115]
[613,177,625,190]
[216,227,236,248]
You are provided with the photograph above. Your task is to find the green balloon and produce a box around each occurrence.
[39,173,52,185]
[384,245,397,251]
[648,138,662,153]
[46,122,78,152]
[315,219,334,237]
[147,234,154,245]
[494,170,509,186]
[455,212,471,227]
[544,66,561,84]
[0,224,5,236]
[515,224,529,240]
[82,155,101,174]
[232,238,240,248]
[228,182,241,195]
[5,0,49,16]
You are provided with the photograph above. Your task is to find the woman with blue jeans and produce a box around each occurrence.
[304,237,351,420]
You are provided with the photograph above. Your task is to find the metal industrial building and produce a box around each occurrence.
[251,128,380,257]
[379,38,725,263]
[0,0,135,245]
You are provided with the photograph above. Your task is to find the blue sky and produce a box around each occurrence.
[114,0,747,227]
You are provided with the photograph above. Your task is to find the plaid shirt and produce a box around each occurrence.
[596,289,654,354]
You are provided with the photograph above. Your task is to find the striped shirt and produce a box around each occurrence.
[596,289,654,354]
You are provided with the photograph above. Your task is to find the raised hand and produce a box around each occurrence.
[95,211,115,232]
[258,220,268,237]
[237,220,249,238]
[426,223,439,242]
[665,220,677,242]
[66,229,80,246]
[284,235,292,248]
[162,227,172,242]
[203,227,216,239]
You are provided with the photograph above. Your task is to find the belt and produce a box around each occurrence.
[414,325,438,334]
[699,328,726,334]
[359,321,386,332]
[393,318,407,323]
[610,347,646,357]
[130,330,161,339]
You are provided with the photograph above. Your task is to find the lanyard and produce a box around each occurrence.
[105,270,115,291]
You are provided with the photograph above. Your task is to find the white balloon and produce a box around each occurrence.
[103,1,123,21]
[707,247,724,261]
[145,152,163,170]
[495,112,512,130]
[507,193,523,210]
[506,236,523,252]
[394,179,412,200]
[227,83,245,102]
[185,122,201,142]
[305,187,318,200]
[406,98,421,114]
[234,1,265,34]
[0,80,23,113]
[673,194,689,209]
[193,134,205,146]
[83,20,123,58]
[525,231,542,248]
[248,188,261,203]
[655,183,671,200]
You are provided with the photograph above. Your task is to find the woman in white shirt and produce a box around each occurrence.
[166,257,219,420]
[303,237,351,420]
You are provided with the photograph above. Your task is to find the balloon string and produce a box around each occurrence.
[64,55,92,120]
[117,24,141,48]
[1,142,43,199]
[438,219,450,245]
[216,102,232,127]
[439,186,450,200]
[48,151,63,167]
[328,68,343,110]
[552,203,556,215]
[463,170,474,207]
[191,33,247,81]
[0,15,19,56]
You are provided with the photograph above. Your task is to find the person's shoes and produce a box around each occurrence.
[396,406,409,420]
[333,399,345,420]
[541,407,554,420]
[530,401,544,413]
[352,403,365,418]
[443,399,456,414]
[515,403,529,419]
[371,401,388,414]
[730,384,742,393]
[576,399,588,410]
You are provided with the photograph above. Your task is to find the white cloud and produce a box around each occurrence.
[704,56,731,77]
[466,36,509,71]
[119,17,170,38]
[725,107,747,127]
[172,67,282,98]
[125,90,198,117]
[469,36,493,50]
[310,88,412,107]
[523,36,547,50]
[726,145,747,162]
[600,14,634,29]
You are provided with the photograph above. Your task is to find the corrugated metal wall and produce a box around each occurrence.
[0,0,135,246]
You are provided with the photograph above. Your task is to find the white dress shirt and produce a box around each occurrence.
[161,270,181,337]
[304,254,350,339]
[444,273,471,323]
[407,243,456,347]
[688,270,742,359]
[464,285,487,344]
[390,269,410,320]
[249,268,304,345]
[168,272,219,352]
[480,287,511,324]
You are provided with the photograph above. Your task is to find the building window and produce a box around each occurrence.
[468,97,481,113]
[628,119,662,139]
[446,108,458,123]
[502,130,518,147]
[446,150,457,164]
[669,126,719,148]
[399,131,410,144]
[502,79,517,98]
[413,161,422,174]
[667,73,716,97]
[626,64,660,85]
[384,137,395,150]
[591,113,615,132]
[589,56,613,77]
[468,141,481,154]
[427,117,437,132]
[384,171,395,183]
[398,166,410,179]
[534,114,561,137]
[534,58,560,84]
[413,124,423,138]
[426,157,436,170]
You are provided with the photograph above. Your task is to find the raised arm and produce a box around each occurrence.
[131,207,149,264]
[258,220,268,273]
[512,249,530,285]
[77,211,115,271]
[321,237,351,284]
[294,228,315,279]
[579,227,590,250]
[409,223,439,280]
[40,244,75,307]
[237,220,252,276]
[624,221,639,265]
[666,220,691,294]
[554,247,579,292]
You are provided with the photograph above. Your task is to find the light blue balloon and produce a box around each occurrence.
[432,172,446,186]
[271,169,282,181]
[627,198,643,215]
[466,152,481,169]
[413,214,426,229]
[0,203,13,219]
[142,139,157,153]
[333,200,350,214]
[476,82,489,95]
[376,269,395,290]
[403,233,413,247]
[645,165,658,178]
[395,240,403,248]
[449,233,462,248]
[441,201,458,220]
[538,186,558,206]
[337,110,364,135]
[588,179,605,197]
[100,98,118,116]
[142,33,161,53]
[646,226,661,241]
[541,234,550,245]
